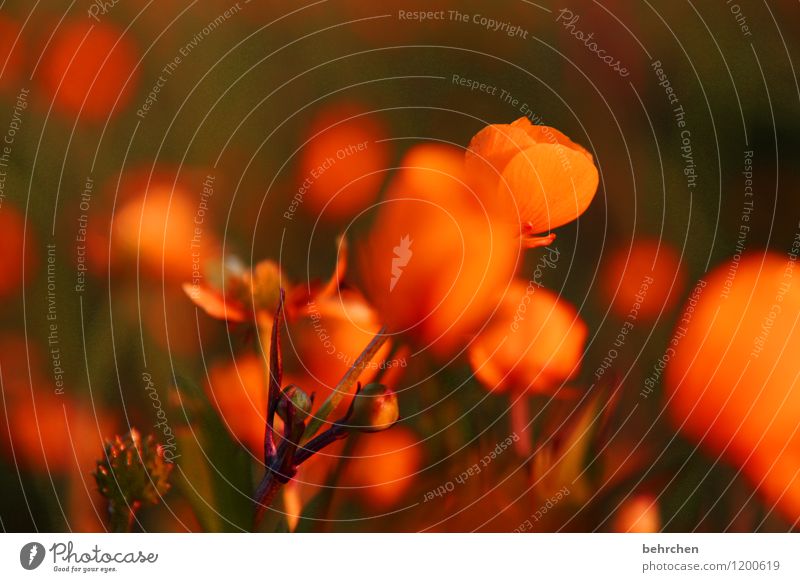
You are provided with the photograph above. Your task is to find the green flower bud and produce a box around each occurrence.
[277,384,313,424]
[347,383,399,433]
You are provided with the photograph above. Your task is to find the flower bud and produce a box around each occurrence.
[465,117,598,232]
[277,384,313,424]
[347,383,399,433]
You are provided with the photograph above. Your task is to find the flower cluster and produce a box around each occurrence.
[182,117,600,522]
[94,429,173,532]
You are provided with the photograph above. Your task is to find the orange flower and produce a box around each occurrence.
[358,143,520,357]
[465,117,599,235]
[341,426,422,509]
[600,238,686,321]
[469,280,587,394]
[0,203,35,299]
[192,238,393,442]
[40,20,139,120]
[111,183,217,282]
[665,252,800,523]
[298,102,390,221]
[183,257,287,325]
[613,493,660,533]
[0,337,96,474]
[2,385,114,476]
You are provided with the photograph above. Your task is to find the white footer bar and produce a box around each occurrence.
[1,533,797,581]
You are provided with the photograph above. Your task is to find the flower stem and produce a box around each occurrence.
[510,394,533,457]
[108,503,138,533]
[253,472,283,527]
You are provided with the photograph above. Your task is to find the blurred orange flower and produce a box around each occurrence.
[341,426,422,509]
[469,280,587,394]
[6,393,106,474]
[184,257,286,325]
[600,238,686,321]
[465,117,599,236]
[665,252,800,523]
[40,20,139,120]
[39,399,117,534]
[298,102,390,221]
[613,493,660,533]
[111,183,218,283]
[359,143,520,357]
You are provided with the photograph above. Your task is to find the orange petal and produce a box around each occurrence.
[465,122,537,193]
[182,282,247,323]
[500,143,599,232]
[360,196,519,358]
[510,117,593,159]
[665,252,800,523]
[358,143,521,357]
[466,118,597,228]
[468,281,587,394]
[393,142,468,205]
[317,235,349,301]
[521,232,557,250]
[289,290,391,404]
